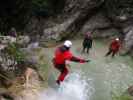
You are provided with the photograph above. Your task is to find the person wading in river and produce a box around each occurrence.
[53,40,90,85]
[82,31,93,54]
[105,38,121,57]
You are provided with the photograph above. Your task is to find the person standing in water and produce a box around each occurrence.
[105,38,121,57]
[53,40,90,85]
[82,31,93,54]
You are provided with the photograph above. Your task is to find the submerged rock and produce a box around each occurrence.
[127,85,133,96]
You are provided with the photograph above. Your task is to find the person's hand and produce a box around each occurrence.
[85,60,91,62]
[80,59,91,63]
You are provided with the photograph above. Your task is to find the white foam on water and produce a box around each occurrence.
[39,72,94,100]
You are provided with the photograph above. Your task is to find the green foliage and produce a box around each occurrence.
[32,0,66,16]
[0,32,5,36]
[32,0,49,8]
[112,91,132,100]
[31,0,52,17]
[6,43,26,63]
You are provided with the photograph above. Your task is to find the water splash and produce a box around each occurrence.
[39,72,94,100]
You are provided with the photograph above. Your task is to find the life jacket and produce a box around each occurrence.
[54,46,73,64]
[110,40,120,51]
[85,32,91,39]
[83,37,92,48]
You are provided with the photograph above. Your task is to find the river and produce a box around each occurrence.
[40,39,133,100]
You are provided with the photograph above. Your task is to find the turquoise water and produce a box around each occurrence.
[42,39,133,100]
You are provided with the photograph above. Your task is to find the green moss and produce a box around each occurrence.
[112,95,132,100]
[112,91,133,100]
[6,43,26,62]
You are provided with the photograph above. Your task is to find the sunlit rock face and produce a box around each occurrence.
[123,28,133,56]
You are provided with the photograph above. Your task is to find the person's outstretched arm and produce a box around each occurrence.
[70,56,90,63]
[65,51,90,63]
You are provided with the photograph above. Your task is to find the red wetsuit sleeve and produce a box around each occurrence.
[64,51,73,60]
[70,56,86,63]
[64,51,86,63]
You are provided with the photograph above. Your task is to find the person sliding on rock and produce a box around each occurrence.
[105,38,121,57]
[53,40,90,85]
